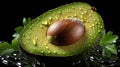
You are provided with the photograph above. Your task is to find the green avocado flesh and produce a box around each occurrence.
[19,2,104,57]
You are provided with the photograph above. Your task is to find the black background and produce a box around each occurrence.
[0,0,120,66]
[0,0,120,42]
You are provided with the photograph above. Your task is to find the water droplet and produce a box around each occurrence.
[40,25,44,28]
[41,51,44,54]
[62,52,66,55]
[1,57,4,60]
[93,36,96,39]
[76,61,81,64]
[14,57,17,60]
[32,39,37,46]
[79,8,82,10]
[48,51,51,54]
[5,55,10,58]
[70,15,74,18]
[100,25,103,29]
[71,7,75,9]
[98,29,101,33]
[73,14,77,17]
[16,62,22,67]
[48,17,52,20]
[95,22,98,25]
[58,11,62,14]
[33,47,36,50]
[81,12,84,15]
[92,24,95,27]
[29,26,32,29]
[36,61,41,65]
[44,41,48,46]
[42,21,48,25]
[32,64,36,67]
[45,46,49,49]
[118,49,120,52]
[83,11,87,14]
[55,16,58,20]
[2,60,8,65]
[93,19,96,21]
[80,16,83,19]
[98,22,101,25]
[91,37,93,40]
[37,17,41,20]
[89,26,92,28]
[13,53,17,56]
[90,56,94,62]
[53,51,57,54]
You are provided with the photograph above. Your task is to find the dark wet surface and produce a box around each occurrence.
[0,40,120,67]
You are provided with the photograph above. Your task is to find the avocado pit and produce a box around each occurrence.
[46,18,85,46]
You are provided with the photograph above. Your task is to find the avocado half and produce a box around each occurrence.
[19,2,104,57]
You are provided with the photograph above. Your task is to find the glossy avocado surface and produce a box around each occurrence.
[19,2,104,57]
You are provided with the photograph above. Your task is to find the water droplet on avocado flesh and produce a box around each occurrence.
[19,2,104,57]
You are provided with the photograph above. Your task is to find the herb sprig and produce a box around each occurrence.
[100,31,118,57]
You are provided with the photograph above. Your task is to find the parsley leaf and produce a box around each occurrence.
[100,31,118,57]
[0,17,31,55]
[100,31,118,46]
[0,42,15,55]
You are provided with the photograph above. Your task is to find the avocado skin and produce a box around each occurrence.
[19,2,104,57]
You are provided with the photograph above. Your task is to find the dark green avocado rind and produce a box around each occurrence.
[19,2,104,57]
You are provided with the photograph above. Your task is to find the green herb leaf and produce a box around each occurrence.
[12,33,19,38]
[11,38,19,50]
[100,31,118,46]
[15,26,23,34]
[0,42,14,55]
[0,49,15,55]
[23,17,31,26]
[102,47,111,57]
[105,44,117,54]
[100,31,118,57]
